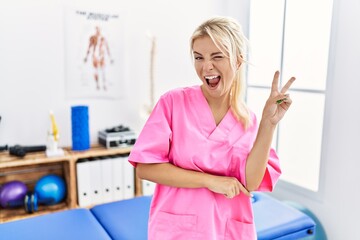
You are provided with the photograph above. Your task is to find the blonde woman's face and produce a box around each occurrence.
[192,36,236,102]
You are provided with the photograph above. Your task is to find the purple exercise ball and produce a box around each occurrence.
[0,180,28,208]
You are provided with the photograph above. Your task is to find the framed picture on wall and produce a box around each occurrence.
[64,7,125,99]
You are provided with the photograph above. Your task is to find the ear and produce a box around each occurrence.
[237,62,242,69]
[237,55,243,69]
[236,61,242,70]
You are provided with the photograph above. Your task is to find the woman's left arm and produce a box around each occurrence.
[245,71,296,191]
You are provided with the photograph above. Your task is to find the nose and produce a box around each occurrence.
[204,60,214,71]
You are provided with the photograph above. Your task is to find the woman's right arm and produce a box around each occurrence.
[136,163,251,198]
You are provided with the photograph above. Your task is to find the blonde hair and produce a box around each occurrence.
[190,16,251,129]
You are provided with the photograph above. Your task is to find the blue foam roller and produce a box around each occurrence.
[71,105,90,151]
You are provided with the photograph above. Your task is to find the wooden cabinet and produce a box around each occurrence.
[0,145,140,223]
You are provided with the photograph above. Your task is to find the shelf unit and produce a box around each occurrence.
[0,145,140,223]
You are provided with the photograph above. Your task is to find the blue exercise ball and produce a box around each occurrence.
[34,174,66,205]
[283,201,327,240]
[0,180,28,208]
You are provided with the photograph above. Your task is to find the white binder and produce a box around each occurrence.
[100,156,113,203]
[76,158,92,207]
[89,157,103,205]
[112,154,124,201]
[121,154,135,199]
[142,180,156,196]
[77,154,135,205]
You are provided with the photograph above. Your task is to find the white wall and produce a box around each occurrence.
[0,0,229,146]
[1,0,359,239]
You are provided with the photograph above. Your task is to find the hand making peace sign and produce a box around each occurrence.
[262,71,296,125]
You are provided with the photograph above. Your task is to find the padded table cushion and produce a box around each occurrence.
[91,196,152,240]
[252,192,316,240]
[0,208,111,240]
[1,194,315,240]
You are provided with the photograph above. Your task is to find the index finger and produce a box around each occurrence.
[238,182,252,198]
[280,76,296,93]
[271,71,280,92]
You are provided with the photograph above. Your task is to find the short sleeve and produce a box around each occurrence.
[128,93,173,167]
[256,148,281,192]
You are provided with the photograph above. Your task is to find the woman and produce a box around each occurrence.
[128,16,295,239]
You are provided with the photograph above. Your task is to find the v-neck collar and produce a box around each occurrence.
[193,86,238,141]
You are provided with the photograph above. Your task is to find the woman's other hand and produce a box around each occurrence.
[206,175,252,198]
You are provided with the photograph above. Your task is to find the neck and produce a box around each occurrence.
[201,85,230,109]
[201,85,231,125]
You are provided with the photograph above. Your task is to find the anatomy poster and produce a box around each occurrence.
[65,8,125,99]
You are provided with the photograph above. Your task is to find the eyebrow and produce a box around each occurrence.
[193,51,223,56]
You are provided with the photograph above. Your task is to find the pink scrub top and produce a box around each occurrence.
[129,86,281,240]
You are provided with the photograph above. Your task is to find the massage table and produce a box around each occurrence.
[0,193,316,239]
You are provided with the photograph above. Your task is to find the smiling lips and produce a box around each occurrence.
[205,75,221,88]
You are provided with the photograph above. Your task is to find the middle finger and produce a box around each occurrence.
[280,76,296,93]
